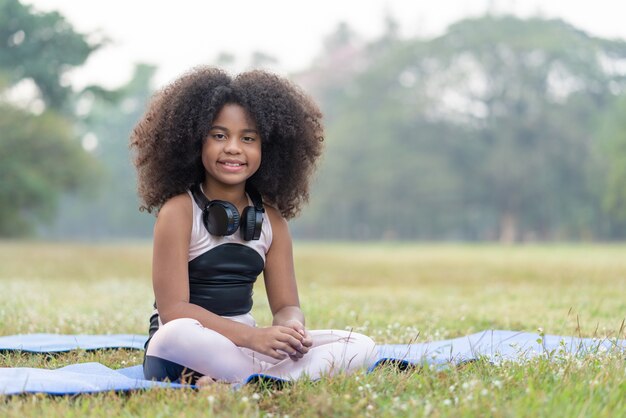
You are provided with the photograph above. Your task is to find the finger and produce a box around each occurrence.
[288,342,308,355]
[284,319,304,332]
[277,326,305,342]
[301,332,313,347]
[287,322,306,336]
[292,336,310,353]
[266,348,288,360]
[281,335,308,353]
[274,341,300,357]
[275,330,305,349]
[286,347,304,360]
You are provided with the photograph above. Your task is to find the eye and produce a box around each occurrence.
[212,133,227,140]
[242,136,257,143]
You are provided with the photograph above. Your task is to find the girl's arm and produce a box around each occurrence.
[263,206,313,351]
[152,194,304,360]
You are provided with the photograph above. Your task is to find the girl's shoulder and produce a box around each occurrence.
[263,204,283,225]
[152,193,194,253]
[156,193,193,228]
[263,203,289,238]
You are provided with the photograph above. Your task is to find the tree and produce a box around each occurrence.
[598,95,626,230]
[42,64,158,239]
[0,0,101,236]
[295,15,626,241]
[0,0,98,112]
[0,105,95,236]
[420,16,626,241]
[295,25,473,240]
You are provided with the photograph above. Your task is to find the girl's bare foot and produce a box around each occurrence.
[196,375,216,387]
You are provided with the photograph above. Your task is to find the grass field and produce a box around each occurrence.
[1,241,625,417]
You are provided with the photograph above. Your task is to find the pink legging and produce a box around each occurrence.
[145,315,377,383]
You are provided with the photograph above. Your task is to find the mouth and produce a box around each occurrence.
[217,160,247,172]
[219,160,247,167]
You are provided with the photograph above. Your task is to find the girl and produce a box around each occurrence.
[130,67,376,384]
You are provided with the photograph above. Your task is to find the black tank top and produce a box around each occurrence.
[145,191,272,348]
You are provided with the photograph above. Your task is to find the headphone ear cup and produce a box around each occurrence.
[206,201,240,236]
[240,206,256,241]
[241,206,263,240]
[201,208,211,233]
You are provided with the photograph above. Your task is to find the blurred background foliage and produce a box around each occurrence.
[2,0,626,242]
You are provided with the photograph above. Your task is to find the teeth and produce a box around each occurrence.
[223,162,242,167]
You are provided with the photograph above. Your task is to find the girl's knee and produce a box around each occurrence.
[310,329,376,348]
[311,329,377,365]
[354,333,378,365]
[146,317,201,355]
[154,317,200,338]
[164,317,202,328]
[348,331,375,346]
[338,331,378,368]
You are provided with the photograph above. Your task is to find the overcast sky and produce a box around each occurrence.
[22,0,626,90]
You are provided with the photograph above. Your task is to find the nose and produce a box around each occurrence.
[223,136,242,154]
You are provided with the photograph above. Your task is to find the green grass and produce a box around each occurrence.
[1,241,625,417]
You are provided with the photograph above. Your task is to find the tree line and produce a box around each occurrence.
[293,16,626,241]
[2,0,626,241]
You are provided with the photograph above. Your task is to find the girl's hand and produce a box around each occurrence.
[281,319,313,358]
[247,326,309,360]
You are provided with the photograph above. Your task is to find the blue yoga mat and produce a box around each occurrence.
[373,329,624,367]
[1,330,623,395]
[0,333,146,352]
[0,363,186,395]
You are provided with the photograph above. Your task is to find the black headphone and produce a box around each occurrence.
[190,183,264,241]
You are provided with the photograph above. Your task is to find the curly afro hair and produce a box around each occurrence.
[130,67,324,219]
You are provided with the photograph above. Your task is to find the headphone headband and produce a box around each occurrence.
[190,183,210,210]
[245,184,265,214]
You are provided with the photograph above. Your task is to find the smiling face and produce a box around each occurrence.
[201,103,261,192]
